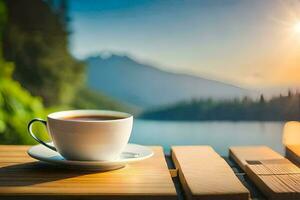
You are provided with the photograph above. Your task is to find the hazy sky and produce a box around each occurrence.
[69,0,300,91]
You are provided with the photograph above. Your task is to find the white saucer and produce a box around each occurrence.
[28,143,153,171]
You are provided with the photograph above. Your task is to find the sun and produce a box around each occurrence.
[294,21,300,33]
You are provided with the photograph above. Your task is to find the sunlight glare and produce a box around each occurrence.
[294,21,300,33]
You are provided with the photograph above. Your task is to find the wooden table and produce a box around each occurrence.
[0,145,284,200]
[0,145,177,200]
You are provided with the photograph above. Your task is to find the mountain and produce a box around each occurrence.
[71,87,138,113]
[86,54,253,109]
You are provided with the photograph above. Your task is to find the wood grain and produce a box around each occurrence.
[171,146,249,200]
[0,145,177,200]
[230,146,300,199]
[229,146,284,171]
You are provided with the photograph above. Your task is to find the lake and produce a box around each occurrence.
[129,120,285,156]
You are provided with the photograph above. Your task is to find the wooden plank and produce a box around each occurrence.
[283,121,300,146]
[229,146,284,171]
[286,145,300,165]
[246,170,295,200]
[230,146,300,199]
[283,121,300,165]
[0,145,177,200]
[172,146,249,200]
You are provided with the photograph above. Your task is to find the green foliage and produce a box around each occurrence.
[140,93,300,121]
[0,64,49,144]
[3,0,85,106]
[0,0,48,144]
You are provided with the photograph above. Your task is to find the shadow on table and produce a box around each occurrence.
[0,161,95,186]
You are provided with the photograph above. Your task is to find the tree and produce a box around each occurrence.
[140,92,300,121]
[0,0,48,144]
[3,0,85,106]
[259,94,265,104]
[288,89,293,98]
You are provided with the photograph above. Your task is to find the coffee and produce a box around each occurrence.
[63,115,123,121]
[28,110,133,161]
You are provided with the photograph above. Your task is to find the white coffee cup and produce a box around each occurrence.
[28,110,133,161]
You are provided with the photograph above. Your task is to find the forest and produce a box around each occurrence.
[141,93,300,121]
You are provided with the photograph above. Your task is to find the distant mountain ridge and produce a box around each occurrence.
[86,54,253,109]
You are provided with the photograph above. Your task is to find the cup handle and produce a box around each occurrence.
[28,118,57,152]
